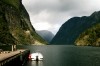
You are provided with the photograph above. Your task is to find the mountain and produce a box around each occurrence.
[75,23,100,46]
[51,11,100,45]
[36,30,54,43]
[0,0,47,45]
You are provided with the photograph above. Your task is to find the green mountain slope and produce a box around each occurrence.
[0,0,47,45]
[75,23,100,46]
[51,11,100,45]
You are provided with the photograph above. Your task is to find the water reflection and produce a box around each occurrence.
[30,61,43,66]
[18,45,100,66]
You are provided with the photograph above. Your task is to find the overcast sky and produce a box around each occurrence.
[22,0,100,35]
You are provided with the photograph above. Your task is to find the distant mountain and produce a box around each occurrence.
[36,30,54,43]
[51,11,100,46]
[0,0,47,45]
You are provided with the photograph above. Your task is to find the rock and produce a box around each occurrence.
[0,0,47,45]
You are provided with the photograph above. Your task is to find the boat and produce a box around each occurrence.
[29,52,43,61]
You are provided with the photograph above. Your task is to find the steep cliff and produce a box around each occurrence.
[51,11,100,45]
[0,0,47,45]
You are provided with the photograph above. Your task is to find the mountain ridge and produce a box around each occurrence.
[51,11,100,46]
[36,30,54,43]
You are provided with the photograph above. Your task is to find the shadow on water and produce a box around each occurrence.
[26,61,43,66]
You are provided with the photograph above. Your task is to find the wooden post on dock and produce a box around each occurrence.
[14,45,16,51]
[12,45,14,51]
[12,45,16,51]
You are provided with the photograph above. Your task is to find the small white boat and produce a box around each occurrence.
[29,52,43,61]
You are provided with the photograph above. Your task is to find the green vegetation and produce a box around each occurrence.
[31,31,48,44]
[11,29,47,45]
[51,11,100,45]
[2,0,20,9]
[75,23,100,46]
[0,0,47,45]
[0,13,16,44]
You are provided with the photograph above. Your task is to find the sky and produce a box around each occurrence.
[22,0,100,35]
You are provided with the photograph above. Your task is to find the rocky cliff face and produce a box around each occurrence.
[36,30,54,43]
[0,0,47,45]
[51,11,100,45]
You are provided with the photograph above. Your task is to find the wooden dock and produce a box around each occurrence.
[0,49,30,66]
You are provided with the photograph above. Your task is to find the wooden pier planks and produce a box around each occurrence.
[0,50,25,62]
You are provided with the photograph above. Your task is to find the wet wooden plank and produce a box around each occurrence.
[0,50,25,61]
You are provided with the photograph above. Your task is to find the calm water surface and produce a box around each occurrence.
[17,45,100,66]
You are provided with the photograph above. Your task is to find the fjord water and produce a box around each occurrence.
[17,45,100,66]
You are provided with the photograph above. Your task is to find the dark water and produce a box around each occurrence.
[1,45,100,66]
[17,45,100,66]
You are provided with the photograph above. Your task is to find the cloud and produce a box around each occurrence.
[23,0,100,13]
[33,22,52,30]
[22,0,100,34]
